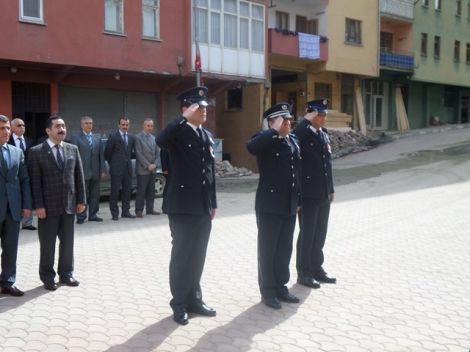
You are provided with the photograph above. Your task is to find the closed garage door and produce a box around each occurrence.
[59,86,159,136]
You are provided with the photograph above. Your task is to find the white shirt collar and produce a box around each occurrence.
[47,139,63,148]
[309,125,322,134]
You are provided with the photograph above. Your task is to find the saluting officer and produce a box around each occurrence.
[156,86,217,325]
[247,103,301,310]
[292,99,336,289]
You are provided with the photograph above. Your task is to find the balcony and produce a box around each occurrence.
[268,29,328,62]
[380,50,414,71]
[380,0,414,21]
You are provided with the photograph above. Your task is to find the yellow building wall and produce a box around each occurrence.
[215,83,265,171]
[326,0,379,77]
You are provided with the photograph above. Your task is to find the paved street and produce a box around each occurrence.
[1,127,470,352]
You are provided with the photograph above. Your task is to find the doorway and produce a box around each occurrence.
[363,80,388,130]
[461,96,469,123]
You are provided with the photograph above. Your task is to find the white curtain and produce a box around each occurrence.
[105,0,122,32]
[224,14,237,48]
[210,12,221,44]
[240,18,249,49]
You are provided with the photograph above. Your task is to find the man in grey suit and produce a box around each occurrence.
[134,118,161,217]
[28,115,86,291]
[70,116,106,224]
[104,117,136,220]
[0,115,32,296]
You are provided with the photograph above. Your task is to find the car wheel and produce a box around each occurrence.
[155,174,166,198]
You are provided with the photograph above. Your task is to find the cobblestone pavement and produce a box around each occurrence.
[1,129,470,351]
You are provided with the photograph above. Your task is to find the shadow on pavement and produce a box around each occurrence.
[0,285,49,314]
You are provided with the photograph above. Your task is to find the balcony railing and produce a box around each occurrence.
[380,0,414,20]
[380,50,414,70]
[268,28,328,61]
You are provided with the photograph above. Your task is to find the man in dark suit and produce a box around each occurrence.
[8,118,36,231]
[157,86,217,325]
[70,116,106,224]
[0,115,32,296]
[292,99,336,288]
[247,103,301,310]
[134,118,161,217]
[104,118,136,220]
[28,115,86,291]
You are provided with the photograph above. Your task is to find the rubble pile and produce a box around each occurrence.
[327,129,375,159]
[215,160,254,178]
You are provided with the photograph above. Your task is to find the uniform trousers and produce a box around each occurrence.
[109,171,132,217]
[135,174,156,213]
[0,209,20,287]
[78,178,101,221]
[296,197,331,278]
[168,213,211,310]
[38,213,75,284]
[256,212,296,299]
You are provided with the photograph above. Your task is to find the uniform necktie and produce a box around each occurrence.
[196,128,203,140]
[19,137,25,151]
[55,145,64,169]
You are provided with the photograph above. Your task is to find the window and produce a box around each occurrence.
[226,87,243,110]
[435,0,441,10]
[105,0,124,33]
[421,33,428,56]
[381,32,393,52]
[275,11,289,31]
[434,35,440,59]
[296,15,307,33]
[193,0,264,52]
[454,41,460,61]
[422,0,429,6]
[142,0,159,38]
[345,18,362,45]
[19,0,43,22]
[466,43,470,63]
[456,0,462,16]
[315,83,332,101]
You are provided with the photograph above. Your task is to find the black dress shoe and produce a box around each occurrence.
[112,216,119,221]
[277,292,300,303]
[187,303,216,317]
[88,217,103,222]
[314,274,337,284]
[44,283,58,291]
[60,277,80,287]
[1,285,24,296]
[262,297,282,309]
[122,213,136,219]
[135,211,143,218]
[76,218,85,224]
[173,309,189,325]
[22,225,37,230]
[297,277,321,289]
[147,210,161,215]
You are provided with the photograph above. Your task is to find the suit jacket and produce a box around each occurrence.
[134,131,161,176]
[292,119,334,199]
[28,141,86,217]
[0,145,32,222]
[156,117,217,215]
[8,134,34,161]
[69,131,105,180]
[104,131,135,176]
[247,129,301,216]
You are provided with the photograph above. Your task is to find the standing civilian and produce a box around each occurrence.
[134,118,161,217]
[156,86,217,325]
[0,115,32,296]
[28,115,86,291]
[247,103,301,309]
[70,116,106,224]
[292,99,336,288]
[104,118,136,220]
[8,118,36,231]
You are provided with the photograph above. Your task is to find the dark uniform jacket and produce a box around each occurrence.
[104,131,135,176]
[247,129,301,216]
[28,142,86,216]
[292,119,334,199]
[156,117,217,215]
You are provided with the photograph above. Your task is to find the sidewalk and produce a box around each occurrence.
[2,129,470,351]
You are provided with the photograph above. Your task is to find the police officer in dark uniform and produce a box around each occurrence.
[247,103,301,309]
[156,86,217,325]
[292,99,336,289]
